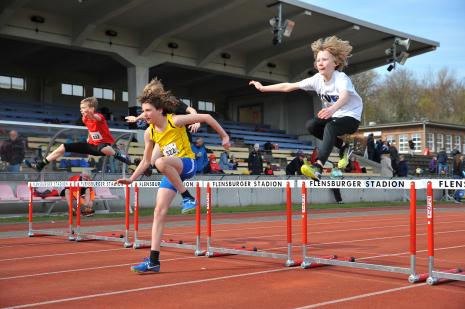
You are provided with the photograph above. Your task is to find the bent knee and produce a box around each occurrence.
[154,157,166,171]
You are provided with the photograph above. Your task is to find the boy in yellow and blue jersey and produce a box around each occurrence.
[117,79,230,274]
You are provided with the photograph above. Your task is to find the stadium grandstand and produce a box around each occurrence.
[0,0,438,210]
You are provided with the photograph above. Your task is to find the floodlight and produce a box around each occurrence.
[269,3,294,45]
[394,38,410,50]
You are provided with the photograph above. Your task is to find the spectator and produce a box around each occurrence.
[191,137,210,174]
[219,150,236,170]
[397,155,409,177]
[389,142,400,176]
[263,141,274,163]
[374,139,383,163]
[264,162,274,175]
[380,151,393,177]
[229,154,238,170]
[408,139,415,155]
[437,148,448,176]
[428,156,437,174]
[452,151,464,203]
[208,154,223,174]
[286,150,305,175]
[248,143,263,175]
[0,130,25,172]
[366,133,375,161]
[342,156,360,173]
[263,141,273,154]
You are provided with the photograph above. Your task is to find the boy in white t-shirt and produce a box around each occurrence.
[249,36,362,181]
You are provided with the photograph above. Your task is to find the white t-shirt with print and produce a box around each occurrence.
[297,71,363,121]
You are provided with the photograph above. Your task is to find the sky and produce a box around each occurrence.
[303,0,465,80]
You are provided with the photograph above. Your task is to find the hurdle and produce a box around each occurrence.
[299,179,427,283]
[204,180,300,267]
[132,181,206,256]
[73,181,132,247]
[425,180,464,285]
[28,181,74,240]
[28,181,132,247]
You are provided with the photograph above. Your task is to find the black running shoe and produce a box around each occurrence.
[24,159,45,172]
[114,152,131,165]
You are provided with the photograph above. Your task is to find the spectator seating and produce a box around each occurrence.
[0,184,20,202]
[0,100,128,128]
[192,121,312,151]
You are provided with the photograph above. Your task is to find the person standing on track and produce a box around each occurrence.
[117,78,230,273]
[249,36,363,181]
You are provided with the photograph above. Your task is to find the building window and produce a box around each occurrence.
[454,135,461,150]
[386,135,395,145]
[445,135,452,152]
[122,91,128,102]
[93,87,114,100]
[436,134,444,151]
[180,98,191,107]
[399,134,408,153]
[198,100,215,112]
[411,133,421,152]
[0,75,26,90]
[426,133,435,152]
[61,83,83,96]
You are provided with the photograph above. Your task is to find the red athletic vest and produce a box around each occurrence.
[82,113,115,145]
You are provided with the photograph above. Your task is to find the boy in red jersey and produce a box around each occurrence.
[25,97,130,172]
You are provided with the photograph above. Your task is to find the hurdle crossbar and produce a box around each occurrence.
[299,179,426,283]
[204,180,299,266]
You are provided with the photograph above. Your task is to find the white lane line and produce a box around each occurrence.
[293,283,427,308]
[161,213,465,236]
[0,248,125,262]
[1,268,292,309]
[0,256,197,280]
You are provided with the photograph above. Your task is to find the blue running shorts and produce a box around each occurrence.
[160,157,196,192]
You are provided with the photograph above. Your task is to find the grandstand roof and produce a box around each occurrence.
[0,0,438,81]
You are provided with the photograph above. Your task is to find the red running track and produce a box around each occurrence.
[0,205,464,309]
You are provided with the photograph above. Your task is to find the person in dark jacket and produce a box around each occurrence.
[437,148,448,175]
[286,150,305,175]
[0,130,25,172]
[248,143,263,175]
[397,155,409,177]
[366,133,375,161]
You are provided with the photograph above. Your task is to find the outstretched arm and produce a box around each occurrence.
[249,80,300,93]
[172,114,230,149]
[186,106,201,133]
[117,129,154,184]
[125,113,145,123]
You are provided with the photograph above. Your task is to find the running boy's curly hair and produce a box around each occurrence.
[137,78,179,113]
[311,36,352,71]
[81,97,98,109]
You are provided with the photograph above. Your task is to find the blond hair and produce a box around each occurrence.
[137,78,178,113]
[311,36,352,71]
[81,97,98,109]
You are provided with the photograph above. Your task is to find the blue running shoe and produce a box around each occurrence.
[181,197,196,214]
[131,258,160,273]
